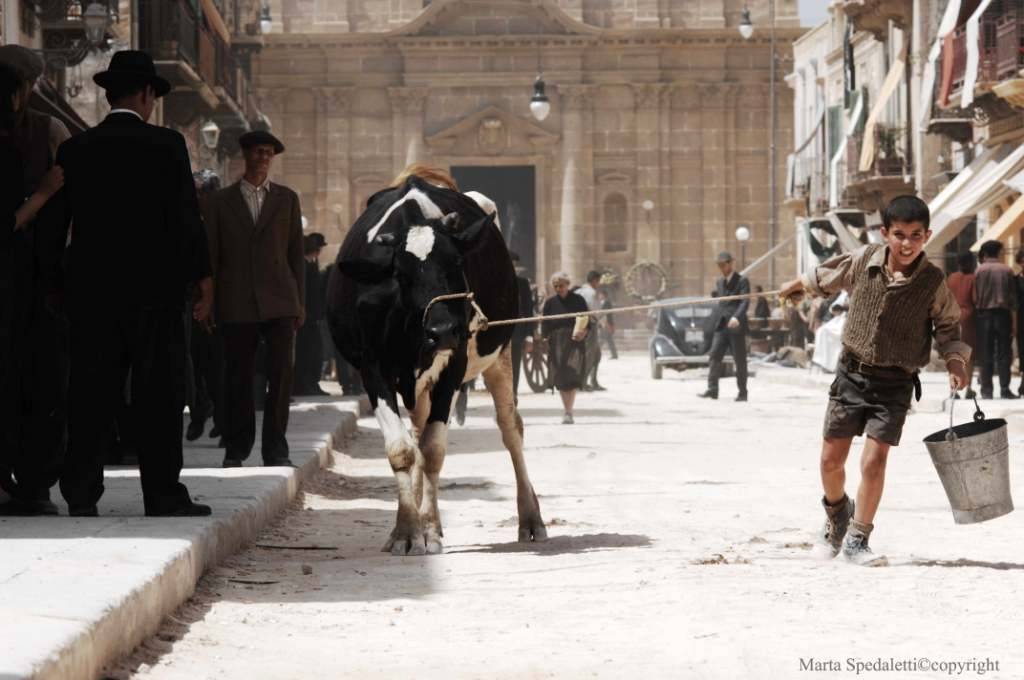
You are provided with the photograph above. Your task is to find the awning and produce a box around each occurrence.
[830,90,866,207]
[827,212,869,253]
[739,234,796,279]
[920,0,962,128]
[961,0,996,109]
[200,0,232,45]
[926,143,1024,254]
[970,196,1024,251]
[859,41,907,173]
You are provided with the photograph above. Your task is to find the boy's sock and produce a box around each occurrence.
[842,519,888,567]
[813,494,854,558]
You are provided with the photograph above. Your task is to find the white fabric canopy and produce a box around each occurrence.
[926,144,1024,255]
[830,91,866,207]
[860,42,908,173]
[962,0,997,109]
[920,0,962,128]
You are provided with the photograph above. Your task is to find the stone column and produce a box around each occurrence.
[388,87,429,175]
[315,87,353,249]
[633,83,667,266]
[558,85,593,283]
[698,82,729,291]
[256,87,289,179]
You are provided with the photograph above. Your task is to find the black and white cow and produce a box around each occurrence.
[326,175,547,555]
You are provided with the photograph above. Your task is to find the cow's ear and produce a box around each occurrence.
[440,212,461,232]
[449,212,495,251]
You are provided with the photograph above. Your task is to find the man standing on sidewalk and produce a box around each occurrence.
[48,51,213,516]
[203,130,305,467]
[974,240,1017,399]
[699,251,750,402]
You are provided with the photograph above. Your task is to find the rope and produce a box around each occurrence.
[423,288,786,332]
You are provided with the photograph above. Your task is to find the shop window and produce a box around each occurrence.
[603,193,628,253]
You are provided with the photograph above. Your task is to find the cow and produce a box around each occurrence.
[326,173,547,555]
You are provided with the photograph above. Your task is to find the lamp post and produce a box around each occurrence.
[740,3,777,287]
[735,224,751,269]
[260,2,273,34]
[201,120,221,151]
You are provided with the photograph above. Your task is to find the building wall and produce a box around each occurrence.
[256,0,797,297]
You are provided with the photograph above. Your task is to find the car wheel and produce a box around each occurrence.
[650,354,663,380]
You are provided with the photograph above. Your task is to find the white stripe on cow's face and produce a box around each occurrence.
[366,188,444,243]
[405,226,436,261]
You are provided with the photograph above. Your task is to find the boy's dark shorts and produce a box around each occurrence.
[823,362,916,446]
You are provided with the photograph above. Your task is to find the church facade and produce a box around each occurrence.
[255,0,800,295]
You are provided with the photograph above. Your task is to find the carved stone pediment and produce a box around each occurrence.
[426,105,560,156]
[392,0,600,38]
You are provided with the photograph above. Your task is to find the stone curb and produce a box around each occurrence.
[4,397,367,680]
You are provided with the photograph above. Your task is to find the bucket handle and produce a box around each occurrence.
[947,391,986,441]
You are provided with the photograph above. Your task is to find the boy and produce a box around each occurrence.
[779,196,969,566]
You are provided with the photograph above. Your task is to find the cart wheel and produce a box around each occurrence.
[524,339,549,393]
[650,354,663,380]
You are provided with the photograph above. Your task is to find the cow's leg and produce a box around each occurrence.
[364,369,426,556]
[418,376,460,553]
[482,345,547,542]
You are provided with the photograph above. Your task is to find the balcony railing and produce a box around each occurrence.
[139,0,199,71]
[937,1,1024,110]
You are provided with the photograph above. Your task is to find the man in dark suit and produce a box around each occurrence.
[43,51,214,516]
[203,130,305,468]
[699,251,750,402]
[293,232,328,396]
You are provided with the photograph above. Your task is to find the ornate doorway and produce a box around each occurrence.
[451,165,537,279]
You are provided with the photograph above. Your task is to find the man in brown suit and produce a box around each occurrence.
[204,130,305,467]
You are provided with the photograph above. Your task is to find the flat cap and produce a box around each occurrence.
[239,129,285,154]
[0,45,44,82]
[716,251,734,264]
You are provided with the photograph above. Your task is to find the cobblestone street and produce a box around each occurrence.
[108,355,1024,680]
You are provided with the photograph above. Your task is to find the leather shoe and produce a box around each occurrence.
[697,390,718,400]
[69,504,99,517]
[735,392,748,402]
[1000,390,1019,400]
[146,501,212,517]
[263,456,296,467]
[222,457,244,468]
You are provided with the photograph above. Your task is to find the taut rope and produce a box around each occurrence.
[424,289,786,332]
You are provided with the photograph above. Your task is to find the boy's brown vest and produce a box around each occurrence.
[842,245,945,370]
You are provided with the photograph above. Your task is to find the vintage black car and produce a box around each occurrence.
[648,297,727,379]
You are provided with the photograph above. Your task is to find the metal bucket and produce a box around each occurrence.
[923,396,1013,524]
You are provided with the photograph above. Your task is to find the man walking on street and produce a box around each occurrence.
[203,130,305,468]
[699,251,750,402]
[46,50,214,516]
[577,270,605,391]
[974,240,1017,399]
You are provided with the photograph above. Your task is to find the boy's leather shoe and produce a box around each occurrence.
[980,392,993,400]
[263,456,296,467]
[69,504,99,517]
[697,390,718,400]
[222,457,244,468]
[841,520,888,567]
[146,501,212,517]
[735,392,748,402]
[0,498,60,516]
[813,494,854,559]
[1000,390,1019,400]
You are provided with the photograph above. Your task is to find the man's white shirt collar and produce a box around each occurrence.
[109,108,143,121]
[241,177,271,192]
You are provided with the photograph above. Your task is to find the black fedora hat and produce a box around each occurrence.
[93,50,171,97]
[239,129,285,155]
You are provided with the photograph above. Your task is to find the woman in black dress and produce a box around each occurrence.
[1,63,64,513]
[541,272,589,424]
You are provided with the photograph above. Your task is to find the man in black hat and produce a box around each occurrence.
[42,50,214,516]
[293,231,328,396]
[699,251,750,402]
[203,128,305,468]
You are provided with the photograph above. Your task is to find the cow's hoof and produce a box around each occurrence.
[424,529,444,554]
[383,531,427,556]
[518,518,548,542]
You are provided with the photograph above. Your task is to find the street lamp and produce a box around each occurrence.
[739,1,778,287]
[260,2,273,34]
[738,7,754,40]
[530,74,551,121]
[735,224,751,269]
[83,2,110,45]
[201,120,221,150]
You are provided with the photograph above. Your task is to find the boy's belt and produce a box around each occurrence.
[842,353,922,401]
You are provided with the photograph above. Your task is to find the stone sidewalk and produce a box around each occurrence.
[0,393,367,680]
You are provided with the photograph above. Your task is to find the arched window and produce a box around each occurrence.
[603,193,628,253]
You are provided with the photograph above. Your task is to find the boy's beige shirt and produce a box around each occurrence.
[800,245,971,364]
